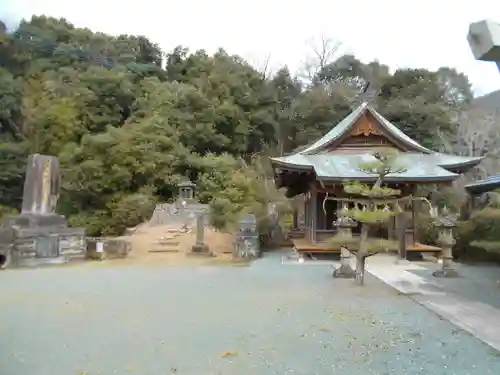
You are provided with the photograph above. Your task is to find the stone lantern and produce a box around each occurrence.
[333,204,357,279]
[433,208,459,278]
[177,180,196,203]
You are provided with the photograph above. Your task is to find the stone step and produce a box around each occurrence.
[166,228,182,233]
[155,241,180,246]
[148,248,180,253]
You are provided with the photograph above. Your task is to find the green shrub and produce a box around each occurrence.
[68,190,156,236]
[415,214,439,245]
[200,154,291,245]
[209,197,237,231]
[454,207,500,261]
[0,205,18,223]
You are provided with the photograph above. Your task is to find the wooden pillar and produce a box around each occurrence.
[310,183,318,243]
[304,197,310,241]
[292,207,299,230]
[409,198,417,246]
[395,212,408,261]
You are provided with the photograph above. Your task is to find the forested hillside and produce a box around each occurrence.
[0,16,484,236]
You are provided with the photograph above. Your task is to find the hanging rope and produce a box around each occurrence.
[322,191,329,216]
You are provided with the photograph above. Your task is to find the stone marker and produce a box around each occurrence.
[21,154,60,215]
[190,213,211,255]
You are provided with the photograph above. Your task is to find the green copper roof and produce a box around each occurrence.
[271,103,483,182]
[465,175,500,195]
[300,102,431,155]
[272,153,465,181]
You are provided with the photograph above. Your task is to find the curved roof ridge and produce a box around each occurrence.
[299,102,433,155]
[300,102,369,154]
[367,107,432,154]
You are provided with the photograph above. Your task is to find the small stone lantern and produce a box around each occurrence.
[333,205,357,279]
[433,208,459,278]
[177,180,196,203]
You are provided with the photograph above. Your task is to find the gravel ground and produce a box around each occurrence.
[1,252,499,375]
[407,261,500,310]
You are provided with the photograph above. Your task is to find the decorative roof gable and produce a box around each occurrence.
[300,102,431,155]
[349,115,382,137]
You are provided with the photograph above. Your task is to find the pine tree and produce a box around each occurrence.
[331,149,407,285]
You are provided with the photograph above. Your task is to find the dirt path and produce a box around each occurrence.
[97,224,236,267]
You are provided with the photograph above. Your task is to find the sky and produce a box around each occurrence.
[1,0,500,96]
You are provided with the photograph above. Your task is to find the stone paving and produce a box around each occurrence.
[1,253,500,375]
[409,261,500,310]
[366,254,500,352]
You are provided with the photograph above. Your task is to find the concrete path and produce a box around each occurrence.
[366,255,500,352]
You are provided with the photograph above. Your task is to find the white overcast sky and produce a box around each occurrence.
[1,0,500,96]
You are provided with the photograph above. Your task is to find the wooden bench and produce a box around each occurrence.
[292,238,441,255]
[292,238,341,254]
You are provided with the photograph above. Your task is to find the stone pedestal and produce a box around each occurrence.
[334,246,356,278]
[433,210,459,278]
[3,213,68,229]
[332,209,356,279]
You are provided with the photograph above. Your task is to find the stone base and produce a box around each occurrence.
[433,268,459,278]
[16,255,69,268]
[333,264,356,278]
[3,214,68,229]
[189,244,213,256]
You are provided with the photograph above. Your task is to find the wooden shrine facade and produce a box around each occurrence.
[271,103,482,256]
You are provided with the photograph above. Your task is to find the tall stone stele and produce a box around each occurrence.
[432,208,458,278]
[6,154,67,227]
[2,154,86,267]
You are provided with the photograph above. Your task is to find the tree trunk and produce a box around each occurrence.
[355,223,369,285]
[355,255,366,285]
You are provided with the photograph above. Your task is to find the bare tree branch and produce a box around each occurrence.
[438,106,500,180]
[248,53,273,80]
[299,35,342,85]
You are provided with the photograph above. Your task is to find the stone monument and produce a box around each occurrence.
[234,213,260,260]
[1,154,86,267]
[468,20,500,71]
[189,213,212,255]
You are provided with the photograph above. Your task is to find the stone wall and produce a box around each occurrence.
[147,202,210,227]
[86,237,131,260]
